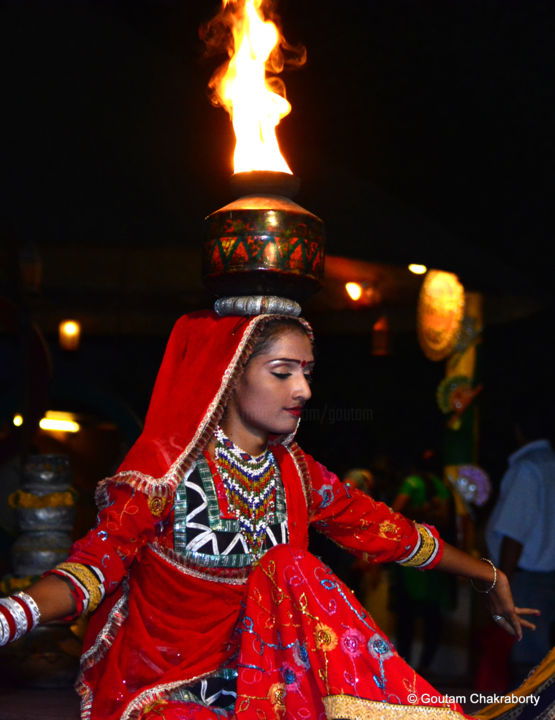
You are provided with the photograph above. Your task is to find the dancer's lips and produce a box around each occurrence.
[285,407,303,418]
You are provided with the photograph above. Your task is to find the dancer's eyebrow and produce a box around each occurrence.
[268,358,315,368]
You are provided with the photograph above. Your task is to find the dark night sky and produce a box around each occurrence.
[1,0,555,496]
[2,0,555,295]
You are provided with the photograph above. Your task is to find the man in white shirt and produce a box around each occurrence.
[486,397,555,683]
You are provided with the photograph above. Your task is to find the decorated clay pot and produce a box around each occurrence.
[203,171,325,302]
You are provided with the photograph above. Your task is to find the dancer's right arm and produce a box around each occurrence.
[1,480,166,645]
[24,574,76,622]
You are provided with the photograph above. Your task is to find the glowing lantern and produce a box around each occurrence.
[408,263,427,275]
[345,282,363,301]
[39,411,80,433]
[417,270,465,361]
[59,320,81,351]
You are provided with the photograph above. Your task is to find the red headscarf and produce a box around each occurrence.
[104,310,313,498]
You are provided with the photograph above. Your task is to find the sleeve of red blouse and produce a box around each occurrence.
[43,481,164,619]
[307,456,443,569]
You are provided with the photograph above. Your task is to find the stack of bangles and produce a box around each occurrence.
[0,592,41,646]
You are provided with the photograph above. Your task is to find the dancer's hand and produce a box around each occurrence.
[436,543,540,640]
[486,569,540,640]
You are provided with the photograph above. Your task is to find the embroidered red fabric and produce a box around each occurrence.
[234,544,464,718]
[137,545,465,719]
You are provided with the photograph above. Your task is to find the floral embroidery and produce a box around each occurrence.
[314,622,338,652]
[378,520,401,540]
[148,496,167,517]
[317,484,334,508]
[292,641,310,668]
[281,663,298,686]
[269,682,287,707]
[235,547,465,718]
[341,628,365,657]
[367,633,394,660]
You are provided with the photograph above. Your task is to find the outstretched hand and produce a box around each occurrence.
[435,543,540,640]
[487,569,540,640]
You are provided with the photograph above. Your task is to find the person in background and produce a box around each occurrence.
[391,449,458,673]
[486,394,555,684]
[343,467,374,495]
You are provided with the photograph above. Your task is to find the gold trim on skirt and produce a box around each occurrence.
[323,695,466,720]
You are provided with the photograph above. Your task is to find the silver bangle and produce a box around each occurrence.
[0,597,27,641]
[14,592,41,630]
[0,611,10,646]
[470,557,497,594]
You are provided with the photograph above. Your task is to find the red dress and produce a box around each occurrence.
[46,311,468,720]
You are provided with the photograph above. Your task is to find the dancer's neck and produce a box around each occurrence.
[218,417,268,457]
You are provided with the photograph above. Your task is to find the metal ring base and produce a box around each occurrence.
[214,296,302,317]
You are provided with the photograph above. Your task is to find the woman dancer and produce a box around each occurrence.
[0,310,537,719]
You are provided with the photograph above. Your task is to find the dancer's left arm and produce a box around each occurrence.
[437,542,539,640]
[306,455,539,639]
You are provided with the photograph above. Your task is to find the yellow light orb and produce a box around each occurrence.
[59,320,81,350]
[39,418,80,433]
[345,282,363,301]
[408,263,428,275]
[61,321,79,336]
[39,411,80,433]
[13,414,24,427]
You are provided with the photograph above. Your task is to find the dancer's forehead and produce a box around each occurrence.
[248,319,314,361]
[253,330,315,366]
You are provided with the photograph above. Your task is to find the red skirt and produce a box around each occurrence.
[141,545,467,719]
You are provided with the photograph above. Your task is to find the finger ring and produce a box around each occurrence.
[492,614,504,623]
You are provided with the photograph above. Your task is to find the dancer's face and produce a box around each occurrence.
[224,329,314,453]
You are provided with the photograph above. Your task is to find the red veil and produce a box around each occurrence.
[116,310,311,487]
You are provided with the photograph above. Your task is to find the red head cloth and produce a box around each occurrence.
[106,310,312,498]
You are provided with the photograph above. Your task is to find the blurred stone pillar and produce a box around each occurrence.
[1,454,81,687]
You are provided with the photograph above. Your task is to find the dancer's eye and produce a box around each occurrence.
[271,372,291,380]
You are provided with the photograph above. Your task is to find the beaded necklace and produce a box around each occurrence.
[214,426,277,559]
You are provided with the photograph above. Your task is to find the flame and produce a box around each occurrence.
[205,0,303,174]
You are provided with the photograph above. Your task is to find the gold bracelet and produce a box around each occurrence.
[398,524,438,568]
[470,557,497,593]
[55,562,103,613]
